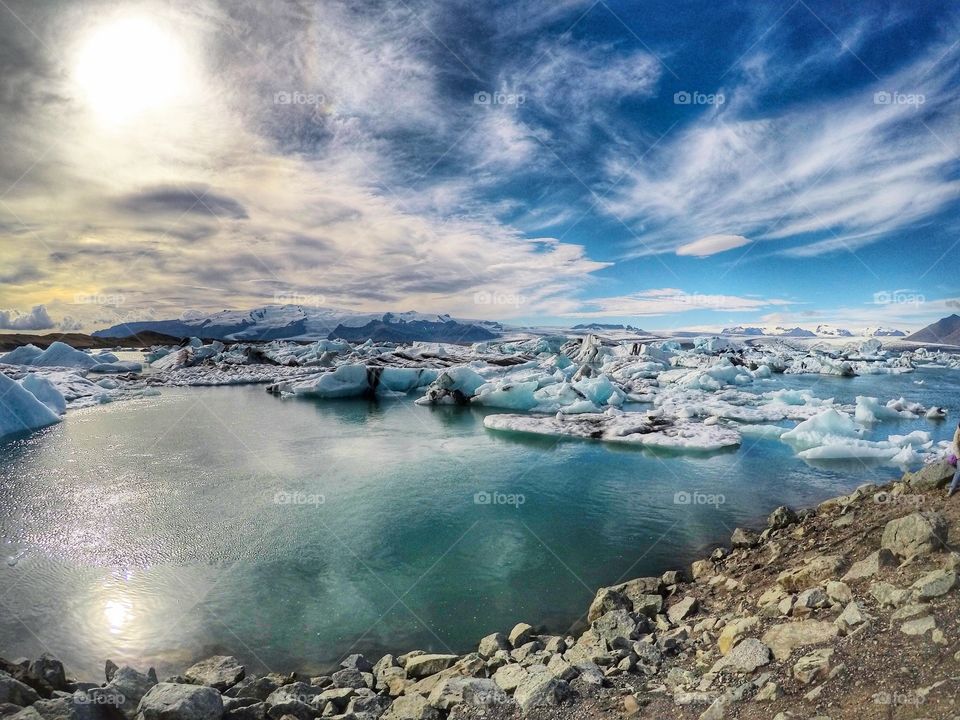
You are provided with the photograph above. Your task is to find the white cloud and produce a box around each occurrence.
[0,305,54,330]
[606,38,960,258]
[566,288,792,318]
[676,234,750,257]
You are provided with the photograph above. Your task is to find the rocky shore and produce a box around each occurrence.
[2,462,959,720]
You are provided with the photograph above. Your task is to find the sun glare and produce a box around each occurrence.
[73,16,186,124]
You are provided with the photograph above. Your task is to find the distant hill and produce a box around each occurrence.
[0,331,180,352]
[571,323,647,333]
[907,314,960,345]
[93,305,502,344]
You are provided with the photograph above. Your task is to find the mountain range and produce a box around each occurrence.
[906,314,960,345]
[93,306,501,344]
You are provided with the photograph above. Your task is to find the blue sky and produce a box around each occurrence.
[0,0,958,332]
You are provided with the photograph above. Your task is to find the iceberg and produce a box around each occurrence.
[19,375,67,415]
[0,373,62,439]
[28,342,99,369]
[780,409,863,449]
[0,344,43,365]
[483,410,741,451]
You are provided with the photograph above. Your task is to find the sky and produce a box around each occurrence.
[0,0,958,333]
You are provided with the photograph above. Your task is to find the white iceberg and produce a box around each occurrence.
[0,373,62,439]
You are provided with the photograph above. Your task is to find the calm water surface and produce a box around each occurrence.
[1,367,956,678]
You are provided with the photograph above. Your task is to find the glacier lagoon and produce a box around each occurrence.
[1,367,956,679]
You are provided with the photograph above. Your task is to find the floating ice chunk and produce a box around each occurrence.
[0,344,43,365]
[798,444,898,461]
[926,406,947,419]
[91,361,143,373]
[572,374,621,405]
[891,445,920,467]
[96,378,120,390]
[887,430,931,447]
[780,409,863,449]
[473,380,540,411]
[415,367,488,405]
[20,375,67,414]
[854,396,903,423]
[292,364,369,398]
[483,410,741,451]
[735,423,789,439]
[0,373,61,439]
[29,342,99,369]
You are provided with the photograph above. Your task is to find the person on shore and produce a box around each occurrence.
[950,421,960,497]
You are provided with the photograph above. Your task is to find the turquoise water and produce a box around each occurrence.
[0,368,956,679]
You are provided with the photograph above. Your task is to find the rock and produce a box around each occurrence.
[380,695,438,720]
[710,638,771,674]
[591,610,639,647]
[631,642,662,675]
[674,691,717,707]
[223,703,267,720]
[754,682,782,702]
[768,506,798,530]
[661,570,684,586]
[698,693,733,720]
[105,662,119,684]
[667,597,698,625]
[691,560,714,580]
[631,594,663,619]
[900,615,936,636]
[491,665,526,693]
[339,656,373,674]
[911,569,957,600]
[507,623,534,648]
[403,655,458,680]
[870,581,911,608]
[184,657,245,692]
[28,658,66,693]
[90,666,158,718]
[545,655,577,682]
[717,617,759,655]
[318,687,354,709]
[511,667,569,712]
[842,549,897,582]
[777,555,845,592]
[792,648,833,684]
[329,670,367,690]
[761,620,838,661]
[730,528,759,549]
[426,678,506,711]
[477,633,509,658]
[903,460,954,490]
[135,683,223,720]
[658,626,690,653]
[586,588,631,624]
[264,683,322,720]
[881,512,949,558]
[834,602,869,634]
[891,603,929,621]
[347,693,391,718]
[824,581,852,605]
[0,676,40,707]
[793,588,829,616]
[225,676,292,702]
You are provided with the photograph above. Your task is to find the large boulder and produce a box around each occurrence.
[776,555,845,591]
[135,684,223,720]
[89,666,157,719]
[476,634,508,658]
[426,678,507,711]
[263,683,321,720]
[403,655,458,680]
[842,549,897,582]
[903,461,955,491]
[224,676,293,702]
[183,658,244,692]
[380,694,438,720]
[512,667,569,712]
[882,512,949,558]
[761,620,838,661]
[27,658,66,693]
[717,617,759,655]
[0,674,41,707]
[710,638,771,674]
[590,610,639,647]
[767,506,798,530]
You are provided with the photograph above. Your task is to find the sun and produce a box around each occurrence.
[73,16,186,124]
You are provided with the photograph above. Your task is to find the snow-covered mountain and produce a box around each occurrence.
[93,305,502,343]
[722,324,906,338]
